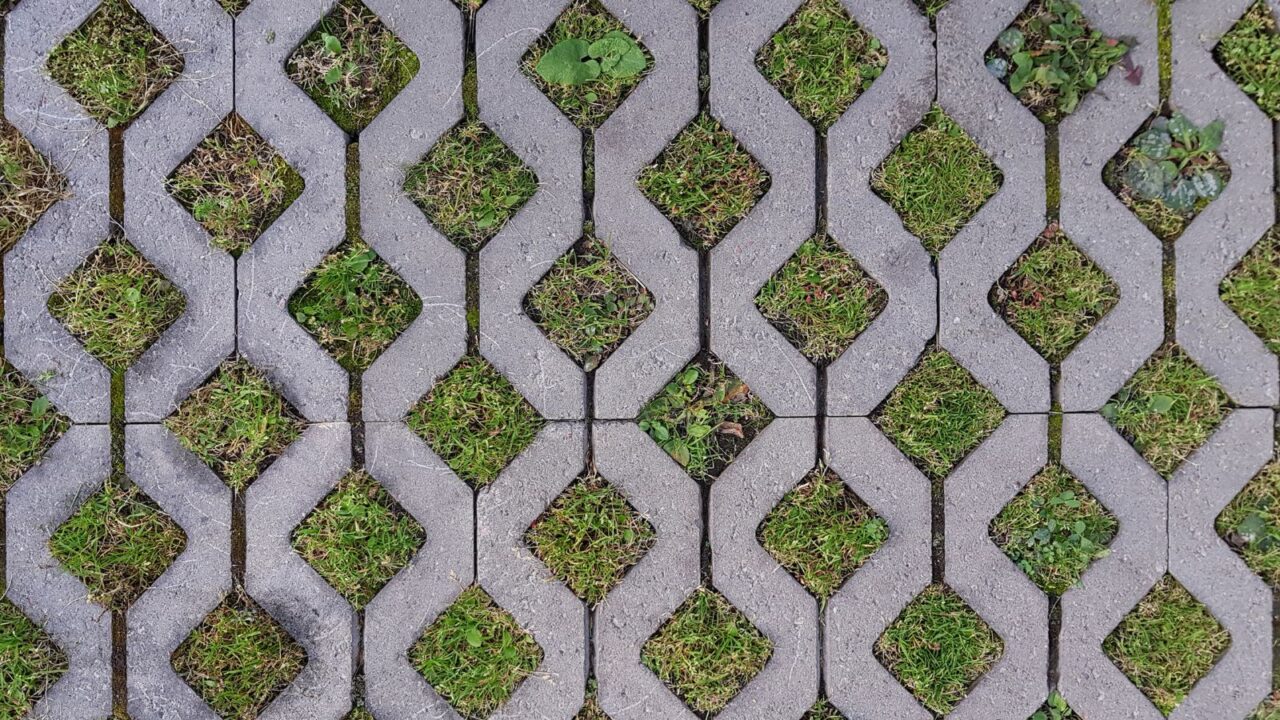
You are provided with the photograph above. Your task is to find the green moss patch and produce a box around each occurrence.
[641,588,772,715]
[756,0,887,131]
[637,356,773,483]
[758,467,888,601]
[638,113,769,251]
[0,363,68,491]
[1222,226,1280,356]
[49,479,186,611]
[411,586,543,719]
[0,123,67,255]
[872,106,1002,256]
[168,114,303,257]
[1218,455,1280,587]
[286,0,420,133]
[990,464,1118,595]
[755,235,887,363]
[292,470,425,610]
[1215,1,1280,119]
[1101,344,1230,478]
[0,596,67,718]
[873,349,1006,482]
[47,0,184,128]
[875,584,1003,716]
[1103,576,1229,715]
[407,355,545,488]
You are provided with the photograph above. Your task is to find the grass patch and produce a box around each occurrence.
[637,357,773,483]
[688,0,719,15]
[1101,344,1230,478]
[168,114,303,257]
[914,0,950,18]
[638,113,769,251]
[756,0,887,131]
[1218,455,1280,587]
[47,237,186,372]
[1033,691,1080,720]
[990,464,1118,595]
[286,0,419,133]
[755,235,886,364]
[404,121,538,252]
[411,586,543,719]
[758,467,888,602]
[219,0,250,15]
[873,349,1006,482]
[48,479,186,611]
[172,587,307,719]
[406,355,544,488]
[346,708,374,720]
[0,123,68,254]
[0,363,68,491]
[292,470,425,610]
[641,588,772,716]
[0,596,67,718]
[875,584,1003,716]
[525,474,656,606]
[525,237,654,371]
[1103,576,1230,715]
[46,0,184,128]
[991,225,1119,363]
[1221,226,1280,356]
[803,699,846,719]
[1215,1,1280,119]
[872,106,1002,256]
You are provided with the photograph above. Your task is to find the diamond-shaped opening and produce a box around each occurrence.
[453,0,485,11]
[576,682,609,720]
[1217,451,1279,588]
[522,0,652,130]
[406,355,545,489]
[172,587,307,719]
[1103,575,1230,715]
[286,0,420,133]
[292,470,425,610]
[525,473,656,606]
[1215,1,1280,120]
[803,699,848,719]
[1032,691,1079,719]
[167,114,304,257]
[991,224,1119,364]
[1100,343,1231,478]
[1103,112,1232,243]
[638,113,770,251]
[404,121,539,253]
[990,463,1118,595]
[875,584,1003,716]
[218,0,249,16]
[46,0,184,129]
[48,479,187,612]
[641,587,773,716]
[524,236,654,371]
[756,0,887,132]
[0,123,68,256]
[346,708,374,720]
[0,596,68,718]
[165,357,305,493]
[47,236,187,373]
[758,466,888,601]
[915,0,950,19]
[637,354,774,484]
[1221,225,1279,357]
[872,348,1007,483]
[0,362,69,492]
[872,106,1002,256]
[755,234,886,364]
[984,0,1131,124]
[411,585,543,719]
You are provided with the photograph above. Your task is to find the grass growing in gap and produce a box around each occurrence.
[0,596,67,719]
[641,588,772,715]
[1221,226,1280,355]
[756,0,887,131]
[758,468,889,601]
[406,356,545,488]
[875,584,1003,715]
[0,124,67,254]
[46,0,184,128]
[286,0,419,133]
[0,363,68,491]
[873,349,1006,482]
[526,474,656,605]
[1217,455,1280,587]
[803,699,847,719]
[871,106,1002,256]
[1103,576,1230,715]
[687,0,720,15]
[755,235,887,363]
[1032,691,1080,720]
[989,464,1118,595]
[638,114,769,251]
[346,709,374,720]
[168,114,303,257]
[1215,1,1280,119]
[525,237,654,371]
[292,470,426,610]
[1101,345,1230,478]
[637,357,773,483]
[219,0,250,15]
[914,0,950,18]
[575,682,608,720]
[411,586,543,719]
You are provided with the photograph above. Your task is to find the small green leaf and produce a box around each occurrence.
[322,32,342,55]
[465,626,483,648]
[1147,394,1175,414]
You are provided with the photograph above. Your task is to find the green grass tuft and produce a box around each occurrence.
[687,0,720,15]
[914,0,950,18]
[1215,1,1280,119]
[0,123,68,255]
[1032,691,1081,720]
[803,699,847,719]
[1217,455,1280,588]
[1222,226,1280,356]
[218,0,250,15]
[0,363,68,491]
[346,708,374,720]
[0,596,67,719]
